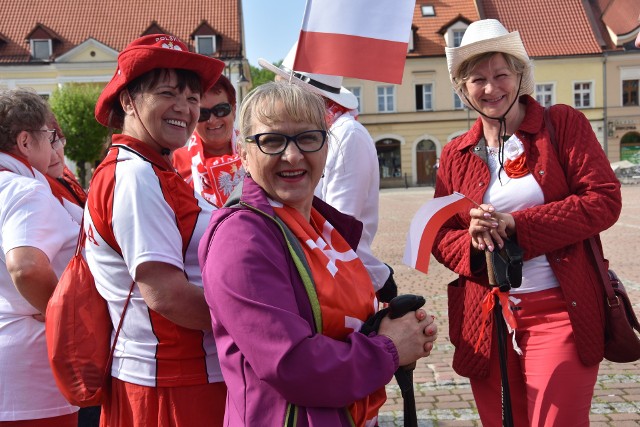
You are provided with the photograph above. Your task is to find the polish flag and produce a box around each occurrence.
[293,0,416,84]
[403,192,472,274]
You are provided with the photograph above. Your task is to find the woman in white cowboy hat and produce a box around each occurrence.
[432,19,621,426]
[87,34,227,427]
[259,45,398,303]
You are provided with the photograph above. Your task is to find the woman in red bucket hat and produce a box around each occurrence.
[85,34,226,427]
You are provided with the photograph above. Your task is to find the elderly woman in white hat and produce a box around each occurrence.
[260,45,398,303]
[432,19,621,426]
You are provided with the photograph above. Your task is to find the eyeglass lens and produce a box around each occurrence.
[198,103,232,122]
[250,130,326,155]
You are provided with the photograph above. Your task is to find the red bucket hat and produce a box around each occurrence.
[95,34,224,128]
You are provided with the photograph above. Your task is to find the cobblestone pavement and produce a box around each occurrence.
[373,185,640,426]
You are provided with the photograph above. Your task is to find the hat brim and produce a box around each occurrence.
[95,46,225,128]
[445,32,534,108]
[258,58,358,110]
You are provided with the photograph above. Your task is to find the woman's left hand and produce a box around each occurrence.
[469,204,516,251]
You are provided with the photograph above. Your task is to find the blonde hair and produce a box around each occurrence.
[453,52,528,97]
[238,81,327,146]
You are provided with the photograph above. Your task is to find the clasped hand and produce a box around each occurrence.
[468,204,515,252]
[378,309,438,366]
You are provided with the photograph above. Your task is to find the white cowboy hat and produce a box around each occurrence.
[445,19,534,108]
[258,43,358,110]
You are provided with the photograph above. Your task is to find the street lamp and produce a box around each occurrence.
[237,62,250,102]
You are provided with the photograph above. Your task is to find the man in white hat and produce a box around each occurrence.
[259,46,397,301]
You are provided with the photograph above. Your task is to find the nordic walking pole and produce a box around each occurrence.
[486,250,514,427]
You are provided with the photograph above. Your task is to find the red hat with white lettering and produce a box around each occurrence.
[95,34,224,128]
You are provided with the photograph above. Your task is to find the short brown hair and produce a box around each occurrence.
[0,88,51,152]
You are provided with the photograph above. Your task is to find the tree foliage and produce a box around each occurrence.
[49,84,109,187]
[249,60,281,88]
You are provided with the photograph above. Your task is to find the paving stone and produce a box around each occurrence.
[376,185,640,425]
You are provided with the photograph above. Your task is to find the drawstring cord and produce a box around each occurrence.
[463,76,523,185]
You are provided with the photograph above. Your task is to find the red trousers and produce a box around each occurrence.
[100,378,226,427]
[0,413,77,427]
[470,288,598,427]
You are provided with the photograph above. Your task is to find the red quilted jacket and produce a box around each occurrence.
[432,96,622,378]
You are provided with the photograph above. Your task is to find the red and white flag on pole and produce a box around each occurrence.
[403,192,472,274]
[293,0,416,84]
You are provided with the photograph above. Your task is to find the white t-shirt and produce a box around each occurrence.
[0,167,79,421]
[315,112,390,290]
[484,138,559,294]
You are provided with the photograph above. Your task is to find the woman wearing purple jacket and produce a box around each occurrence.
[199,81,437,426]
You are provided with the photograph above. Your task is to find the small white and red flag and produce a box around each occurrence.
[403,192,473,274]
[293,0,416,84]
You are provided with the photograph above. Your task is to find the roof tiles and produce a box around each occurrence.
[480,0,604,57]
[0,0,241,64]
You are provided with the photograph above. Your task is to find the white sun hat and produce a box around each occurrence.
[258,43,358,110]
[445,19,534,107]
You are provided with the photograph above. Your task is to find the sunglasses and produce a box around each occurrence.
[198,103,232,122]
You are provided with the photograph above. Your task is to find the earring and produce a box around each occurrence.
[246,171,251,178]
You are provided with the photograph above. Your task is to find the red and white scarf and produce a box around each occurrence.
[271,200,385,427]
[186,131,245,207]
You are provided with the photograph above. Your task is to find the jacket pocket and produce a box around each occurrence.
[447,278,465,347]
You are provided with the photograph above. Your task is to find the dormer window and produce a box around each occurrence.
[31,39,52,60]
[452,30,465,47]
[445,22,468,48]
[195,35,216,56]
[408,26,416,52]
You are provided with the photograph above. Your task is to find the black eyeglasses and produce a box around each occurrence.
[198,103,232,122]
[28,129,57,144]
[245,130,327,155]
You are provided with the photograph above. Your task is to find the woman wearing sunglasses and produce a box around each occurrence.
[172,74,245,207]
[199,81,438,426]
[0,89,79,426]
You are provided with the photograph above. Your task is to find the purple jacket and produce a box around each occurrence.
[199,177,398,426]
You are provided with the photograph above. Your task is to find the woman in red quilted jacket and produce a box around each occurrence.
[434,19,622,426]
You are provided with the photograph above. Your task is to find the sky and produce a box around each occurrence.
[241,0,307,67]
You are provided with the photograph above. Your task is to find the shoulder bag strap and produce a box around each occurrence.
[78,213,134,385]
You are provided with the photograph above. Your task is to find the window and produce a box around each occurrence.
[446,24,468,48]
[453,92,464,110]
[415,83,433,111]
[421,5,435,16]
[452,30,465,48]
[573,82,592,108]
[345,86,362,113]
[31,39,51,60]
[376,139,402,179]
[622,80,639,106]
[195,36,216,56]
[377,86,395,112]
[536,83,554,107]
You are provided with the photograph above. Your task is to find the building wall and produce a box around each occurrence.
[603,51,640,162]
[345,53,618,187]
